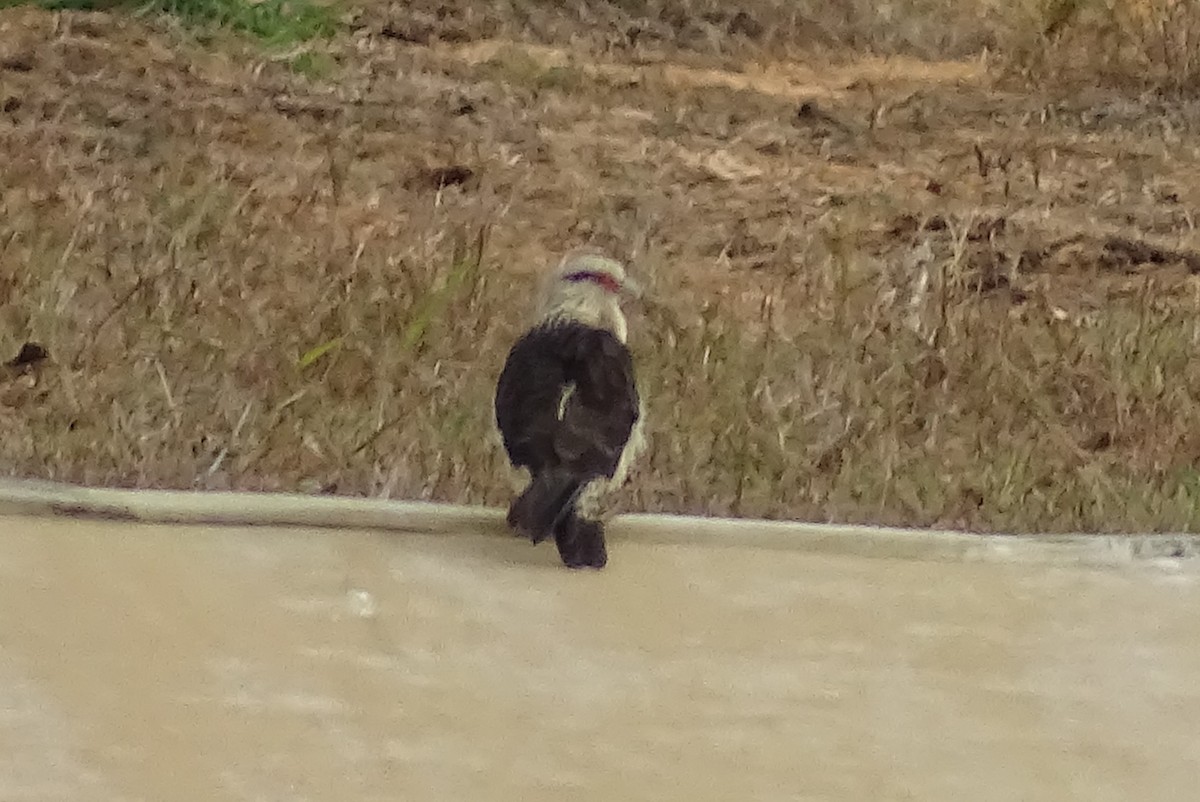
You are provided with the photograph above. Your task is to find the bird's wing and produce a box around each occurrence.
[554,327,640,478]
[494,322,640,479]
[494,329,567,470]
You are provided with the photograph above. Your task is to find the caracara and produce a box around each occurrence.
[494,250,646,569]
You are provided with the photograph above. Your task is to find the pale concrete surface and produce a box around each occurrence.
[1,513,1198,802]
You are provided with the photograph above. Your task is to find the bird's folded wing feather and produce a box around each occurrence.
[555,328,640,477]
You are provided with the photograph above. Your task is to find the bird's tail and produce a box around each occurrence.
[507,468,585,544]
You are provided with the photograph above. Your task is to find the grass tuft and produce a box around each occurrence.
[2,0,340,46]
[143,0,339,46]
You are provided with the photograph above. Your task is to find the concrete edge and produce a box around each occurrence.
[1,477,1198,567]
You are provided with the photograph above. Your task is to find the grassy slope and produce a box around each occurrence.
[4,0,1200,531]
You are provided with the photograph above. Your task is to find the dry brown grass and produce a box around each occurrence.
[4,1,1200,532]
[999,0,1200,92]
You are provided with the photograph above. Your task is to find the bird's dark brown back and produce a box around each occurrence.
[494,321,639,480]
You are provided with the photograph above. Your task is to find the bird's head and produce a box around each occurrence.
[536,249,642,342]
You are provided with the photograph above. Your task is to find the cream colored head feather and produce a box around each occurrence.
[535,249,641,342]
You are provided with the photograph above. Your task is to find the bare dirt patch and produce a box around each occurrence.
[4,2,1200,532]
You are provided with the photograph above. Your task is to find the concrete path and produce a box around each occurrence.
[1,505,1198,801]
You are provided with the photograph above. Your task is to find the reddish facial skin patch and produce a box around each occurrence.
[564,271,622,294]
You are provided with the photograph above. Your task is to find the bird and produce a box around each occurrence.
[493,249,646,569]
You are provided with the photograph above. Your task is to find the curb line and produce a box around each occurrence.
[1,478,1198,567]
